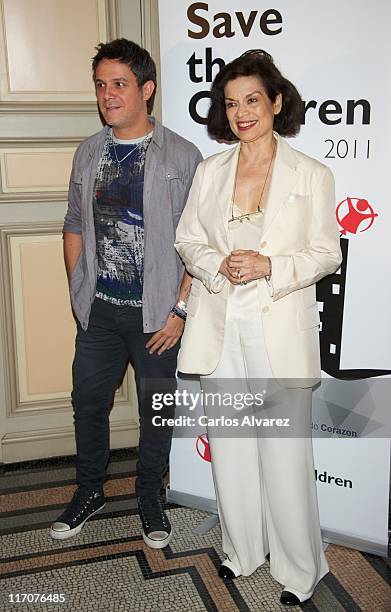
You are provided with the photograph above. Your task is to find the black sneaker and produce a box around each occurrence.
[138,495,172,549]
[50,487,105,540]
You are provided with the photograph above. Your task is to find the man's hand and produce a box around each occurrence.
[145,313,185,355]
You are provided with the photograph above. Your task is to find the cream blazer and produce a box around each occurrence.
[175,135,342,386]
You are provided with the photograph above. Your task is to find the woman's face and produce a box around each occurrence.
[224,75,281,142]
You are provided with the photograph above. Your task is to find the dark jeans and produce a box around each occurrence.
[72,297,178,498]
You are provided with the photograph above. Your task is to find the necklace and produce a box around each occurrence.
[111,140,144,165]
[113,146,138,164]
[229,139,276,223]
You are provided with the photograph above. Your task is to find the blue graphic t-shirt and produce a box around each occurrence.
[93,129,152,306]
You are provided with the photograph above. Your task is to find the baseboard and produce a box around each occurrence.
[1,421,139,463]
[166,489,389,558]
[321,528,389,558]
[166,487,218,514]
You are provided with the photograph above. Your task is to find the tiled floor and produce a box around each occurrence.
[1,449,390,611]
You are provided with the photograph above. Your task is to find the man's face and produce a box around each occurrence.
[94,59,154,138]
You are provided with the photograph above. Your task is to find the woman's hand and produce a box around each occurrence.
[227,250,271,284]
[219,256,241,284]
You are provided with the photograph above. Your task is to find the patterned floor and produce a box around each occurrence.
[1,449,390,612]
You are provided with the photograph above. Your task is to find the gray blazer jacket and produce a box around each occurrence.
[63,118,202,331]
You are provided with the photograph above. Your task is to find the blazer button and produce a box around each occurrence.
[262,306,269,313]
[260,240,267,248]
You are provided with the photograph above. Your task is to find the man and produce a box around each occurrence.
[50,39,202,548]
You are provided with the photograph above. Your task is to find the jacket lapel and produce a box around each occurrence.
[262,135,299,236]
[212,136,300,239]
[213,143,240,226]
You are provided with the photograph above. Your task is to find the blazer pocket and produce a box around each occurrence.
[286,193,306,204]
[72,171,83,185]
[297,304,320,329]
[161,167,186,217]
[160,166,180,180]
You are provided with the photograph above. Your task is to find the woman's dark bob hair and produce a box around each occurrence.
[207,50,302,142]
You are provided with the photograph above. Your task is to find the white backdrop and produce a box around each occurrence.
[159,0,390,555]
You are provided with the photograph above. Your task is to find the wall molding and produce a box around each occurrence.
[0,223,69,415]
[106,0,120,39]
[0,147,76,193]
[0,137,84,147]
[0,138,83,203]
[0,0,143,464]
[0,102,100,116]
[0,222,132,415]
[141,0,162,121]
[0,193,68,205]
[0,0,118,113]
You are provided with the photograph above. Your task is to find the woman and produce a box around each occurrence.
[175,50,342,606]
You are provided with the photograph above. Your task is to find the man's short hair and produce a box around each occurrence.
[92,38,157,114]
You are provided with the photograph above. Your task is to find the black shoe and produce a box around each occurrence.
[280,591,301,606]
[218,564,236,580]
[50,487,105,540]
[138,495,172,549]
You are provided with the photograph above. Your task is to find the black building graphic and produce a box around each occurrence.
[316,237,391,379]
